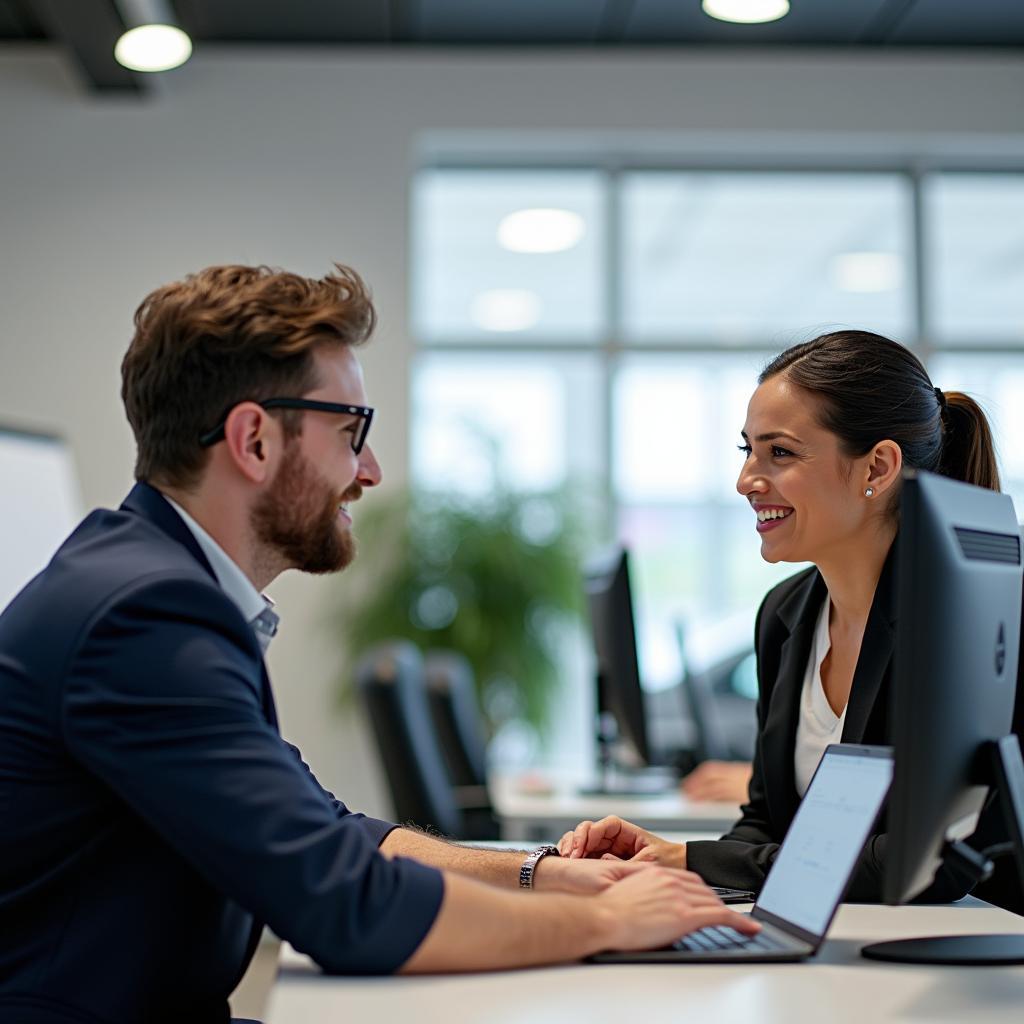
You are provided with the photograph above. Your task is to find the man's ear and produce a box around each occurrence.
[222,403,279,484]
[863,439,903,498]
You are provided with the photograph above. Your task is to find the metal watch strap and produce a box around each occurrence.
[519,844,560,889]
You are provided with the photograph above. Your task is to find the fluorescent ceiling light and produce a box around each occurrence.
[497,208,585,254]
[470,290,541,332]
[702,0,790,25]
[831,252,903,293]
[114,24,192,72]
[114,1,192,72]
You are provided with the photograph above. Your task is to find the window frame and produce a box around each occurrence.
[414,163,1023,506]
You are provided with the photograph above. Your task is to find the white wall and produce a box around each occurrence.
[1,45,1022,816]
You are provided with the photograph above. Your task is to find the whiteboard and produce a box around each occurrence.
[0,426,83,612]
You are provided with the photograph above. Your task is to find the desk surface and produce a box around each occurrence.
[265,898,1024,1024]
[491,773,741,840]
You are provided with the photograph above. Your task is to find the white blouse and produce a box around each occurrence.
[794,597,848,797]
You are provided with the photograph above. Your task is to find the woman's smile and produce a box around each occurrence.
[753,503,794,533]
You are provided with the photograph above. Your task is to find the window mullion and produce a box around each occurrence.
[601,165,624,540]
[910,164,933,368]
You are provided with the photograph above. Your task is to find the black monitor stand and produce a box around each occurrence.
[862,735,1024,965]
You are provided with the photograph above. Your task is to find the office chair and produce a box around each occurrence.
[676,622,757,762]
[423,650,500,840]
[355,641,498,840]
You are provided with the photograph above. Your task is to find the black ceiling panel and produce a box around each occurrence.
[174,0,391,43]
[31,0,142,92]
[623,0,894,45]
[0,0,45,37]
[4,0,1024,53]
[415,0,608,44]
[888,0,1024,46]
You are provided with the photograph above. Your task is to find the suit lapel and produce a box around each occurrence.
[763,625,813,821]
[122,482,281,728]
[759,543,898,822]
[762,569,828,821]
[842,543,898,743]
[260,662,279,730]
[120,481,217,583]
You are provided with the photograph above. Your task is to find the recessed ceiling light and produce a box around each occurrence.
[702,0,790,25]
[470,290,541,332]
[831,252,903,293]
[114,24,192,72]
[497,208,586,254]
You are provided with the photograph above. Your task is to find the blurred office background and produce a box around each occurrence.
[1,1,1023,819]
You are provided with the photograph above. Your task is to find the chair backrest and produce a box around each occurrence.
[422,650,500,841]
[680,666,735,762]
[356,641,463,837]
[423,650,489,789]
[676,620,756,762]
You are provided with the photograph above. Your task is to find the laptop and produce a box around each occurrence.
[591,743,893,963]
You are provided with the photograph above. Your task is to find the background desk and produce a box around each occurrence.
[490,773,741,841]
[265,898,1024,1024]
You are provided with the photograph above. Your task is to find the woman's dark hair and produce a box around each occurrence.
[760,330,1000,493]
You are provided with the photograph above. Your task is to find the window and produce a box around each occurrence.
[930,353,1024,513]
[412,351,603,498]
[413,169,606,344]
[411,165,1024,757]
[612,353,786,687]
[622,172,913,344]
[927,174,1024,346]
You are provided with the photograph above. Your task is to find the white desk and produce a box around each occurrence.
[491,773,741,841]
[265,898,1024,1024]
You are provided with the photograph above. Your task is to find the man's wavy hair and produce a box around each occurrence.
[121,263,376,489]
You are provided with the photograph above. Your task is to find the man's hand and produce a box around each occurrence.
[402,861,758,973]
[532,853,654,895]
[557,816,686,869]
[593,868,759,953]
[682,760,752,803]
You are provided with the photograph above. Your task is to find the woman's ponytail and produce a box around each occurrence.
[938,391,1001,492]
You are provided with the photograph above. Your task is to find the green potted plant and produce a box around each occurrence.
[335,486,587,735]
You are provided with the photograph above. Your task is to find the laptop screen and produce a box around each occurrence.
[755,747,893,939]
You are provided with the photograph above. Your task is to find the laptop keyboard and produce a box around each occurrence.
[673,925,789,954]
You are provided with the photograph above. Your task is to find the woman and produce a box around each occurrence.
[559,330,1009,903]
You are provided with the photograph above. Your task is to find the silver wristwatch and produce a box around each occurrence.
[519,844,560,889]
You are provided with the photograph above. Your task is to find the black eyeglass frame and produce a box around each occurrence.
[198,398,374,453]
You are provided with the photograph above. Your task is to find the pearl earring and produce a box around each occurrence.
[865,487,875,497]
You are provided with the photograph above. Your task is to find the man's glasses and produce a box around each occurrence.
[199,398,374,454]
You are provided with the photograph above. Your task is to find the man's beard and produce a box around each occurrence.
[251,445,361,575]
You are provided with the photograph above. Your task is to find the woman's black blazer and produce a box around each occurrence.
[685,544,996,903]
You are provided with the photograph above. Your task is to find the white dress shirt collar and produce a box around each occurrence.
[161,494,278,652]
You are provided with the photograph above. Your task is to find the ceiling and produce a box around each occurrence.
[2,0,1023,92]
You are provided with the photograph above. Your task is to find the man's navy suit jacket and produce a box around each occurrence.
[0,483,443,1023]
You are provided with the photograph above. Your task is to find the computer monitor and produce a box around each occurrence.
[583,548,651,772]
[0,425,82,613]
[862,469,1024,965]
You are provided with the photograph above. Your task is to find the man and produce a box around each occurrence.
[0,263,755,1023]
